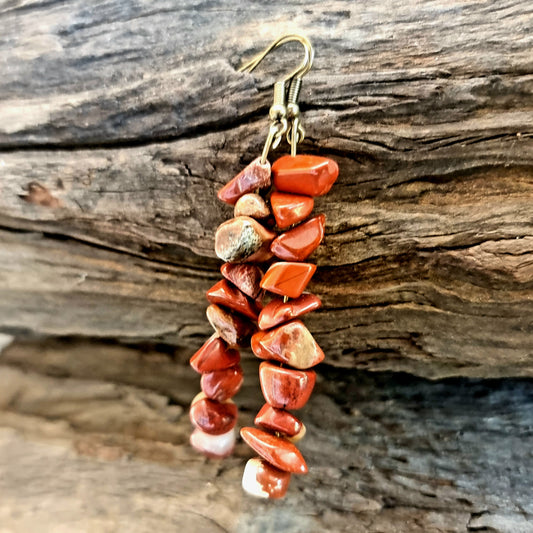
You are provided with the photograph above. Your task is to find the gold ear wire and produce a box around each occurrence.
[238,34,315,161]
[238,34,314,82]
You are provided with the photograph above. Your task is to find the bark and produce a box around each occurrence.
[1,1,533,531]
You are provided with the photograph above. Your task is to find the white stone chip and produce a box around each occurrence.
[0,334,14,354]
[190,427,235,458]
[242,458,269,499]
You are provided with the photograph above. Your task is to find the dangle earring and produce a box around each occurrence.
[188,34,339,499]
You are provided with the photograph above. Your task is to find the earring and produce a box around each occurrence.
[188,34,339,499]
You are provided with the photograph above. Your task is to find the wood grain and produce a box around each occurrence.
[1,1,533,378]
[1,339,532,532]
[1,1,533,530]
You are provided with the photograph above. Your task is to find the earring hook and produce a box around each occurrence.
[238,33,314,83]
[238,34,315,162]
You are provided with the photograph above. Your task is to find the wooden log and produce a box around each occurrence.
[0,338,532,532]
[1,1,532,378]
[1,1,533,530]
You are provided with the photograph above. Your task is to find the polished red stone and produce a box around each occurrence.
[270,192,314,229]
[215,216,275,263]
[201,364,244,401]
[260,262,316,299]
[189,397,237,435]
[220,263,263,299]
[206,304,254,347]
[287,424,306,443]
[189,334,240,373]
[206,279,258,320]
[271,214,326,262]
[251,320,324,369]
[217,157,271,205]
[240,427,308,474]
[242,457,292,499]
[259,362,316,410]
[254,403,303,437]
[272,155,339,196]
[258,293,322,330]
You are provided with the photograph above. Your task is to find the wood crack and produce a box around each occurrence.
[0,223,217,274]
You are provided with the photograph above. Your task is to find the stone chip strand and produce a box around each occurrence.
[192,154,338,498]
[236,154,339,499]
[188,158,273,459]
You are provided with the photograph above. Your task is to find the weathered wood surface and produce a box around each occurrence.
[1,338,533,532]
[1,0,532,377]
[1,1,533,531]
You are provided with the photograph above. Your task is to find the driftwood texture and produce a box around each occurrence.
[1,0,533,531]
[1,338,533,533]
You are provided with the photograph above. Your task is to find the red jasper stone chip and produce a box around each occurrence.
[215,216,275,263]
[217,157,271,205]
[206,279,258,320]
[260,262,316,299]
[242,457,292,499]
[234,193,270,219]
[271,214,326,262]
[189,398,237,435]
[254,403,303,437]
[272,155,339,197]
[240,427,308,474]
[189,334,240,373]
[252,320,325,369]
[259,361,316,410]
[270,192,314,229]
[220,263,264,299]
[258,293,322,330]
[201,364,243,401]
[206,304,254,347]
